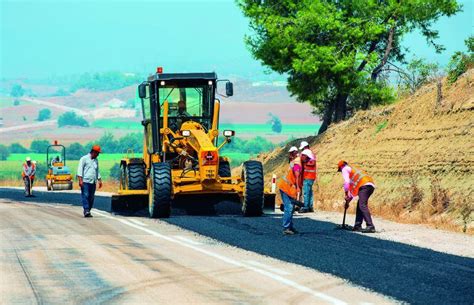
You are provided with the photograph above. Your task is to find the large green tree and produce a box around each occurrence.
[239,0,460,133]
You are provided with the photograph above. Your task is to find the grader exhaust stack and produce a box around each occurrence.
[112,69,275,217]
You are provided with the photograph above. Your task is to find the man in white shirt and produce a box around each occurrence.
[77,145,103,217]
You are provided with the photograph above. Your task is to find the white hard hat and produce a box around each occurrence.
[299,141,309,150]
[288,146,298,153]
[301,149,315,160]
[25,157,31,161]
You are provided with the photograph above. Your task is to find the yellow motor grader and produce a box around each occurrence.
[112,70,275,218]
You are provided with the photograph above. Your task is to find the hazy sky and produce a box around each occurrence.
[0,0,472,80]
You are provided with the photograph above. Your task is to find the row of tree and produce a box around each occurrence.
[0,133,143,161]
[239,0,463,134]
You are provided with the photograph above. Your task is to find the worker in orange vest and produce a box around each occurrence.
[338,160,376,233]
[21,156,36,197]
[299,141,317,213]
[278,146,303,235]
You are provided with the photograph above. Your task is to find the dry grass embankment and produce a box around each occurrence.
[260,70,474,233]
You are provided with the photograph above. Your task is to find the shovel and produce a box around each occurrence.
[336,199,352,230]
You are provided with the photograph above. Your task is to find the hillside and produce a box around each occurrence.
[260,69,474,233]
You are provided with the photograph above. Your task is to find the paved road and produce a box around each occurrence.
[1,188,473,305]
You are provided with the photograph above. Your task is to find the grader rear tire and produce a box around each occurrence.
[149,162,172,218]
[128,163,146,190]
[218,160,231,177]
[241,161,264,217]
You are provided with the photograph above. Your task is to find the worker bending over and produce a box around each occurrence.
[299,141,317,213]
[338,160,376,233]
[22,157,36,197]
[278,146,303,235]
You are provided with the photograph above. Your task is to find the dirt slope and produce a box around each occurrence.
[260,69,474,233]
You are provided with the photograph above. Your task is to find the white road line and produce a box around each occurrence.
[129,219,147,226]
[245,260,291,276]
[174,236,203,245]
[92,210,347,305]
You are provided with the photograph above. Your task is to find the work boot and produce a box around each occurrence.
[84,212,92,218]
[352,226,362,232]
[308,208,314,213]
[362,226,376,233]
[283,228,295,235]
[299,208,308,213]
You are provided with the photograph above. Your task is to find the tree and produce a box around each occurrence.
[9,143,29,153]
[0,145,10,160]
[267,113,282,133]
[30,140,50,153]
[10,84,25,97]
[37,108,52,121]
[388,58,439,94]
[109,163,121,181]
[447,35,474,84]
[57,111,89,127]
[118,133,142,154]
[96,132,118,153]
[67,142,88,160]
[239,0,460,134]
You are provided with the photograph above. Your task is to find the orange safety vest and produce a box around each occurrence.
[21,163,36,180]
[348,166,374,197]
[278,157,302,199]
[303,159,317,180]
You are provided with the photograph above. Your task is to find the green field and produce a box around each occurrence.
[220,123,319,135]
[7,153,129,162]
[92,119,142,130]
[0,159,118,180]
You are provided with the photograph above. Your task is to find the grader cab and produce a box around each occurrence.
[112,69,275,218]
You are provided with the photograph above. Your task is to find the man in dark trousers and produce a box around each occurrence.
[77,145,103,217]
[338,160,376,233]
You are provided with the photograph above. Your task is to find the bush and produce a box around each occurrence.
[117,133,142,154]
[109,163,121,181]
[67,142,88,160]
[30,140,50,153]
[267,113,282,133]
[0,145,10,160]
[9,143,29,153]
[37,108,52,121]
[10,84,25,97]
[13,99,20,106]
[447,36,474,84]
[58,111,89,127]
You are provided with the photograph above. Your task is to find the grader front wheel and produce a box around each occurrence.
[149,162,172,218]
[241,161,264,217]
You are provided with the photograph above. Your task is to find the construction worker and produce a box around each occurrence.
[21,157,36,197]
[299,141,317,213]
[338,160,376,233]
[277,146,303,235]
[77,145,103,217]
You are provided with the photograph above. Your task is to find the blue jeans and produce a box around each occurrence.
[280,190,294,230]
[81,182,96,214]
[303,179,315,210]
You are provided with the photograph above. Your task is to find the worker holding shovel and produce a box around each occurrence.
[277,146,304,235]
[338,160,376,233]
[21,157,36,197]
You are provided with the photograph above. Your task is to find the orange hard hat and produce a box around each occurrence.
[337,160,347,172]
[92,144,101,153]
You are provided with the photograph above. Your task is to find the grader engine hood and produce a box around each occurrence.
[183,127,219,182]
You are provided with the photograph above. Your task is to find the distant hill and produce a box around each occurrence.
[260,69,474,233]
[0,78,319,145]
